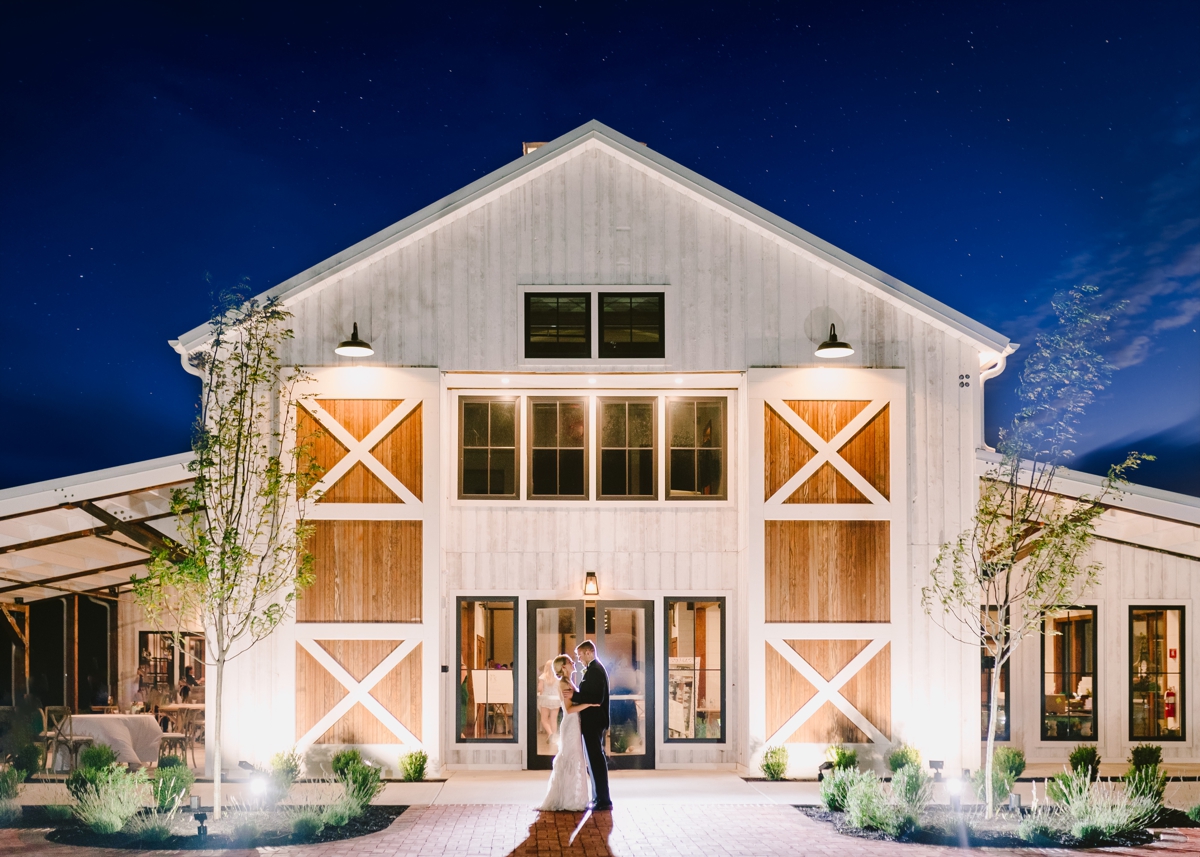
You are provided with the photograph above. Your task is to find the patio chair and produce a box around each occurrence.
[39,706,94,772]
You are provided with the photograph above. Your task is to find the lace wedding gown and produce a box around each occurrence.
[539,701,590,811]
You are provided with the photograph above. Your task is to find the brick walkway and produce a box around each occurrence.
[3,804,1199,856]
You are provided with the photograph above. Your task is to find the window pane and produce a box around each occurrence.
[600,449,627,496]
[601,402,626,448]
[1042,607,1096,741]
[599,293,663,357]
[489,450,515,496]
[696,403,722,448]
[697,450,722,496]
[463,403,489,447]
[1132,607,1184,739]
[531,449,557,495]
[532,403,558,447]
[670,449,696,493]
[629,449,654,496]
[670,402,695,448]
[628,403,653,448]
[667,599,722,741]
[560,403,585,448]
[490,402,515,447]
[558,449,585,495]
[462,449,488,495]
[458,600,516,742]
[526,293,590,358]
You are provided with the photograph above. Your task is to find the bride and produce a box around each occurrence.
[539,654,596,811]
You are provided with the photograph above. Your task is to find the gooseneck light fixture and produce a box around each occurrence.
[815,323,854,359]
[335,322,374,357]
[583,571,600,597]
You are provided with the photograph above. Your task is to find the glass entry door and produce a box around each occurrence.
[526,600,655,770]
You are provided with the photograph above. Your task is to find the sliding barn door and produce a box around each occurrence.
[750,369,905,757]
[291,369,438,758]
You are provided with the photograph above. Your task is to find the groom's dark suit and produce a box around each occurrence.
[572,657,612,809]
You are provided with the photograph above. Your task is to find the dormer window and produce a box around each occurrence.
[600,293,664,359]
[525,293,590,359]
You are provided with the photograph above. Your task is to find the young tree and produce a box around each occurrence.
[921,285,1147,817]
[132,293,317,818]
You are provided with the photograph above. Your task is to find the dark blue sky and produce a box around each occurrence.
[2,2,1198,493]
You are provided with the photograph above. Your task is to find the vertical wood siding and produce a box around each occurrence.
[764,520,890,623]
[299,520,423,623]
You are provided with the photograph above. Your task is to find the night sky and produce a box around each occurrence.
[2,2,1198,494]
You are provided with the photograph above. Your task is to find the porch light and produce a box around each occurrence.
[335,322,374,357]
[815,324,854,359]
[583,571,600,597]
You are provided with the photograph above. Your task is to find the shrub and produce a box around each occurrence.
[1187,805,1200,823]
[819,767,867,812]
[1129,744,1162,769]
[1068,745,1101,778]
[127,810,174,843]
[890,764,933,820]
[153,762,195,811]
[886,743,921,773]
[0,801,20,828]
[43,804,74,823]
[321,797,354,828]
[1052,765,1159,842]
[71,763,150,834]
[994,746,1026,780]
[330,749,362,780]
[291,809,325,840]
[66,766,104,801]
[11,744,41,778]
[270,749,302,799]
[1017,815,1066,846]
[826,744,858,771]
[231,817,261,846]
[79,743,119,771]
[971,765,1016,804]
[1124,763,1166,809]
[399,749,428,782]
[343,761,383,811]
[0,767,22,801]
[158,754,185,769]
[845,773,901,835]
[760,746,788,781]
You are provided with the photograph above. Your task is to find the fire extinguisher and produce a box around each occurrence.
[1165,689,1177,719]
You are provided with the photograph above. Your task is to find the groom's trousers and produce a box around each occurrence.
[581,727,612,807]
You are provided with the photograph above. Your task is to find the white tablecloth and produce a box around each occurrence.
[62,714,162,766]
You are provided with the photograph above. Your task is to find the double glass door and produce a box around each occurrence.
[527,600,654,770]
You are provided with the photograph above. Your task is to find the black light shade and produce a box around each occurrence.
[815,323,854,359]
[335,322,374,357]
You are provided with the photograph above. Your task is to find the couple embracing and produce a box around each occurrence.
[539,640,613,812]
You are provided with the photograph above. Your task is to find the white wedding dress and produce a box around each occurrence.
[539,696,590,811]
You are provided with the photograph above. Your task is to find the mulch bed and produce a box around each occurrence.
[36,805,406,850]
[797,804,1169,849]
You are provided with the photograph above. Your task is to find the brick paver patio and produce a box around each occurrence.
[2,804,1199,857]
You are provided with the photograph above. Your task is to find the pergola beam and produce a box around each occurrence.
[0,526,116,555]
[78,501,183,559]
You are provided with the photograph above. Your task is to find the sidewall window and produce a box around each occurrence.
[665,597,725,742]
[1041,606,1096,742]
[457,598,518,742]
[667,398,727,499]
[460,398,518,499]
[1130,606,1185,741]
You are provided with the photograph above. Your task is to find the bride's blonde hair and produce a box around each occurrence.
[552,655,573,680]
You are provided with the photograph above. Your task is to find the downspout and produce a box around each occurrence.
[976,343,1019,452]
[169,339,207,379]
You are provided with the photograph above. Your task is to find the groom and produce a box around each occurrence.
[571,640,612,810]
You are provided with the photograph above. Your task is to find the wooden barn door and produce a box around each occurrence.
[750,369,906,754]
[291,370,437,757]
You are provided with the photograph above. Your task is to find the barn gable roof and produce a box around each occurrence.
[173,120,1012,356]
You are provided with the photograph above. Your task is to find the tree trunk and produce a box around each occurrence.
[212,655,224,820]
[984,658,1003,819]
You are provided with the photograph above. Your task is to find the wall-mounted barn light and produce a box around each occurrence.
[334,322,374,357]
[814,323,854,359]
[583,571,600,597]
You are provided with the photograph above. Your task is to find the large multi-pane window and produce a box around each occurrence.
[1042,606,1096,741]
[1131,606,1185,740]
[525,293,591,359]
[599,293,665,359]
[457,598,517,742]
[460,399,517,498]
[599,399,655,498]
[981,608,1011,741]
[529,399,587,498]
[667,399,726,499]
[665,599,724,741]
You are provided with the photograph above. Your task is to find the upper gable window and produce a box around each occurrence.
[600,293,665,359]
[525,293,590,359]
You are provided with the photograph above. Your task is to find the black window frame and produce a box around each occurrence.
[598,292,665,359]
[1040,605,1097,742]
[663,596,726,743]
[598,397,658,500]
[981,608,1011,742]
[1129,605,1186,742]
[527,397,589,500]
[524,292,592,359]
[458,397,519,500]
[456,596,519,744]
[666,397,728,500]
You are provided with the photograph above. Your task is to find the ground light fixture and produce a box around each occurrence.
[814,323,854,359]
[335,322,374,357]
[946,776,963,812]
[583,571,600,597]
